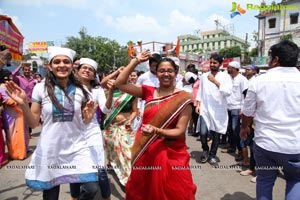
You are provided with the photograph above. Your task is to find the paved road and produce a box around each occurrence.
[0,127,285,200]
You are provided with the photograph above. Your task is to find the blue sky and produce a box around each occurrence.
[1,0,276,51]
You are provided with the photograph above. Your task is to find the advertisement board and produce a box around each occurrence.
[0,15,24,61]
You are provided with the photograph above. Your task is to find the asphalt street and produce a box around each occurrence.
[0,127,285,200]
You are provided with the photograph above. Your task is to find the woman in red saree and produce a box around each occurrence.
[116,53,197,200]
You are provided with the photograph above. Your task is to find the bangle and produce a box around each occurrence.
[153,127,157,134]
[156,128,161,135]
[133,57,140,64]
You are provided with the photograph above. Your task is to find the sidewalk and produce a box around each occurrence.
[0,127,285,200]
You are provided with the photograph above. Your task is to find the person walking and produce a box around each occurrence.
[195,53,232,167]
[224,61,248,164]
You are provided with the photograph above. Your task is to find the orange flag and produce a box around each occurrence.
[175,37,180,57]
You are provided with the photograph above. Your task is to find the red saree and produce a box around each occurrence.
[126,86,197,200]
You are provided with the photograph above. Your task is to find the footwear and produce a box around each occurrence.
[200,151,209,163]
[250,176,257,183]
[208,157,219,168]
[235,151,243,161]
[221,148,235,153]
[240,169,254,176]
[236,161,250,168]
[191,132,199,137]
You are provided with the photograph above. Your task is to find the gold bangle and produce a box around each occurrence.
[156,128,161,134]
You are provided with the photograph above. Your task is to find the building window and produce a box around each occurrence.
[268,18,276,28]
[290,13,299,24]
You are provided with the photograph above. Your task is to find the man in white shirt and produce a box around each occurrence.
[136,53,161,87]
[196,53,232,167]
[241,40,300,200]
[135,53,162,129]
[245,65,257,81]
[224,61,248,163]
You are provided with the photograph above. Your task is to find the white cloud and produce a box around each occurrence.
[202,14,231,32]
[0,8,23,29]
[46,11,59,17]
[95,9,237,44]
[2,0,88,8]
[169,10,201,35]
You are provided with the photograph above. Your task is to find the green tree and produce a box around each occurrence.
[219,48,226,58]
[32,61,38,72]
[229,46,241,58]
[218,46,241,58]
[64,27,128,73]
[22,53,37,61]
[280,33,293,41]
[249,48,258,57]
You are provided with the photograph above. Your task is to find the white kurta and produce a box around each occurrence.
[25,82,98,190]
[196,71,232,134]
[81,86,109,168]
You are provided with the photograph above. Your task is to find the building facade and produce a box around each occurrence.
[256,0,300,59]
[178,30,248,70]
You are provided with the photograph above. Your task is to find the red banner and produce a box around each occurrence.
[0,15,24,61]
[222,58,234,69]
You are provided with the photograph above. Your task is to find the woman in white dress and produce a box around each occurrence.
[5,46,99,200]
[69,57,113,200]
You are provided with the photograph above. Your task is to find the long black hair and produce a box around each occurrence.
[44,60,90,111]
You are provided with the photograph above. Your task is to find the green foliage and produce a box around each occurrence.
[252,31,259,48]
[230,46,241,57]
[280,34,293,41]
[218,46,241,58]
[219,48,226,57]
[249,48,258,57]
[64,27,128,73]
[22,53,36,61]
[32,61,38,72]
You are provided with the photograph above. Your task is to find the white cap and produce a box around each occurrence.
[228,61,240,69]
[48,46,76,62]
[184,72,197,84]
[79,58,98,71]
[170,57,180,66]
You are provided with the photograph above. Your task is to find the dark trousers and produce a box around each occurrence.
[199,116,220,158]
[191,105,199,133]
[44,181,98,200]
[70,169,111,199]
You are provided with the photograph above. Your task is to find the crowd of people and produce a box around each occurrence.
[0,39,299,200]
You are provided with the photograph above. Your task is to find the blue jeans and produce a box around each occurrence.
[70,169,111,199]
[43,181,98,200]
[199,116,220,158]
[254,142,300,200]
[227,109,241,151]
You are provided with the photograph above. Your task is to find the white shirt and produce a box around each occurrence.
[136,71,159,87]
[227,73,248,110]
[243,67,300,154]
[196,71,232,134]
[176,81,193,93]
